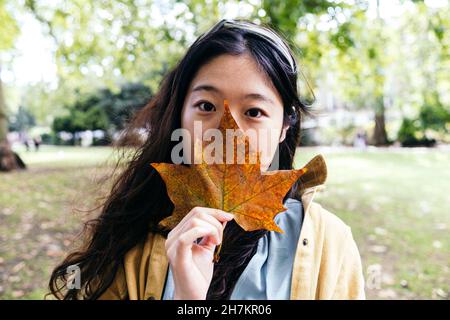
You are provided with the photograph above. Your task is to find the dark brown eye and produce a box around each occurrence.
[196,102,216,112]
[245,108,263,118]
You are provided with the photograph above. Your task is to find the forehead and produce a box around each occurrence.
[187,54,280,101]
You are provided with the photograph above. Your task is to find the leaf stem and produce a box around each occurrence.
[213,243,222,263]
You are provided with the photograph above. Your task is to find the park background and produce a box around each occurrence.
[0,0,449,299]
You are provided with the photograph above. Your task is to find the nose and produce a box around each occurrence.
[222,99,244,130]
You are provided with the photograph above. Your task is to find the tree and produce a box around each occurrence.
[52,82,152,145]
[260,1,388,144]
[308,1,391,145]
[261,0,342,40]
[0,0,25,171]
[23,0,188,94]
[8,105,36,132]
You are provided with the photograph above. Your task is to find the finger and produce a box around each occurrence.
[167,215,220,253]
[197,234,219,249]
[167,207,233,248]
[176,226,220,256]
[202,208,235,222]
[190,213,225,242]
[176,207,233,237]
[198,220,229,249]
[167,218,221,254]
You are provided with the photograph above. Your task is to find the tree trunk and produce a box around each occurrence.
[370,0,389,147]
[0,66,7,143]
[0,64,26,171]
[371,98,389,146]
[372,112,388,146]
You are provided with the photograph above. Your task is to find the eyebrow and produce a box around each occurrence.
[191,84,275,104]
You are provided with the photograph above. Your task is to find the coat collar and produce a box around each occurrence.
[297,154,327,197]
[295,154,327,213]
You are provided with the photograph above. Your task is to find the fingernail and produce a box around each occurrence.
[223,212,234,219]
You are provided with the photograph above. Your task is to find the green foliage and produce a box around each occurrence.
[52,82,152,137]
[0,0,446,146]
[0,0,19,50]
[418,99,450,134]
[329,22,355,51]
[397,118,436,147]
[398,118,424,146]
[8,106,36,132]
[261,0,343,39]
[398,92,449,146]
[101,82,153,130]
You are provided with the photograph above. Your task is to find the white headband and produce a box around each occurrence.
[199,19,297,74]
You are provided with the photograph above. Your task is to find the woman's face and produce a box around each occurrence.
[181,53,289,171]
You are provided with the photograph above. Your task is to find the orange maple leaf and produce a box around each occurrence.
[151,100,324,261]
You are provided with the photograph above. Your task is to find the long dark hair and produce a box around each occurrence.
[48,19,311,300]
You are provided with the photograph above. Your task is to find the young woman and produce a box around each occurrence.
[49,19,365,300]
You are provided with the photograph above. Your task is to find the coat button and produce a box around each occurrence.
[147,296,156,300]
[303,238,308,246]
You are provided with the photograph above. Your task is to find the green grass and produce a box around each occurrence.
[0,145,449,299]
[12,145,117,168]
[0,145,116,300]
[295,147,450,299]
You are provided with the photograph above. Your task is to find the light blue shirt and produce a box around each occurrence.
[162,198,303,300]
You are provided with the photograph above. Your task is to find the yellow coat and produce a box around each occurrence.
[98,156,366,300]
